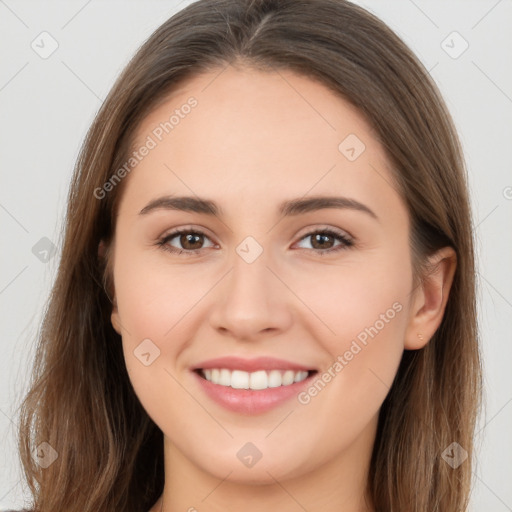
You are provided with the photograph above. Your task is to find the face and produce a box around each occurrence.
[109,65,416,484]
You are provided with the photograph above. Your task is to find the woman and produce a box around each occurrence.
[14,0,481,510]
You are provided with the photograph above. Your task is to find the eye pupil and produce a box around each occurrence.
[312,233,334,249]
[181,233,203,249]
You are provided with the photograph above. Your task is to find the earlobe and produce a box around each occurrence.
[111,308,121,335]
[98,238,120,334]
[404,246,457,350]
[98,239,107,259]
[110,290,120,334]
[110,290,122,335]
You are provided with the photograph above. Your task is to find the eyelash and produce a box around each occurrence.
[156,227,354,256]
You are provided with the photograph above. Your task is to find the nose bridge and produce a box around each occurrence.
[227,241,273,312]
[232,243,270,296]
[209,239,292,337]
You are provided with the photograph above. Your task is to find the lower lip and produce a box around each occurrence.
[192,370,316,414]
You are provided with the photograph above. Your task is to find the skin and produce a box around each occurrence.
[106,64,456,512]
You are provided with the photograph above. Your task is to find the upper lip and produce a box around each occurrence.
[192,356,316,373]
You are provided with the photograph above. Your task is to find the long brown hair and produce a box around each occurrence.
[17,0,481,510]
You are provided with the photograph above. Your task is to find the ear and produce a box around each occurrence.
[98,239,121,335]
[404,246,457,350]
[111,305,122,335]
[97,238,107,260]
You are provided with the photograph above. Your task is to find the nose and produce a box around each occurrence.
[208,248,293,341]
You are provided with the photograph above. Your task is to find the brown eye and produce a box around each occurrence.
[158,229,215,255]
[295,228,353,254]
[310,232,336,249]
[179,233,204,250]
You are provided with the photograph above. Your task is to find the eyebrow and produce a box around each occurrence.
[139,195,378,220]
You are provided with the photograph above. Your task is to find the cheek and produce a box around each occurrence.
[111,241,190,385]
[288,253,411,416]
[287,250,411,348]
[114,253,204,428]
[113,241,211,342]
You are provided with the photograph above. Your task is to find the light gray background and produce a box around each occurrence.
[1,0,511,510]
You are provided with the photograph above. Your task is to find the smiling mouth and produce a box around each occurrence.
[194,368,318,390]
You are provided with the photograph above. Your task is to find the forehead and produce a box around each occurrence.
[120,65,403,220]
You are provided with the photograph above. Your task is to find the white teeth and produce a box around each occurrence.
[219,368,231,386]
[200,368,310,389]
[282,370,295,386]
[250,370,268,390]
[268,370,282,388]
[231,370,250,389]
[294,371,305,382]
